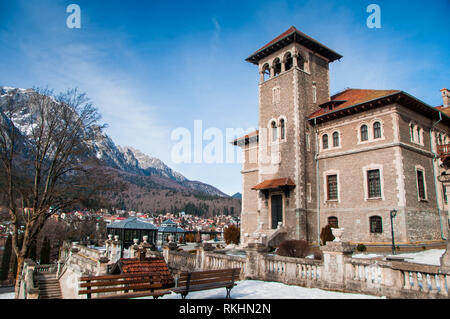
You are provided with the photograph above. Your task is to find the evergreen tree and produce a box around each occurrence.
[40,237,51,264]
[0,234,12,281]
[27,240,37,262]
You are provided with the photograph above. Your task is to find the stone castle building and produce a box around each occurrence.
[233,26,450,247]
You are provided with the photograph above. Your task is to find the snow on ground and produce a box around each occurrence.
[352,249,445,266]
[0,249,444,299]
[157,280,382,299]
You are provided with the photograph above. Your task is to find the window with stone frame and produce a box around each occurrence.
[332,131,339,147]
[272,86,281,104]
[327,174,338,200]
[373,122,382,139]
[322,134,329,149]
[369,216,383,233]
[328,216,338,228]
[305,132,310,151]
[312,84,317,103]
[367,169,381,198]
[271,121,278,142]
[361,124,368,141]
[417,170,426,200]
[280,118,285,140]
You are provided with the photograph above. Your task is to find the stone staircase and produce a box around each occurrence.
[35,273,62,299]
[245,224,287,249]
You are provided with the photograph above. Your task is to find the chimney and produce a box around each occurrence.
[441,88,450,108]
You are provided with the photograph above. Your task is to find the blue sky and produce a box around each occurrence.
[0,0,449,196]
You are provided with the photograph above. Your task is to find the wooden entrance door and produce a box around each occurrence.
[271,194,283,229]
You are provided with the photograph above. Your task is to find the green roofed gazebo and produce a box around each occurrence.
[157,219,185,247]
[107,218,158,252]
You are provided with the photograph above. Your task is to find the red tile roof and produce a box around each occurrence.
[308,89,400,119]
[436,105,450,116]
[252,177,295,190]
[255,26,297,54]
[231,130,259,145]
[119,257,174,288]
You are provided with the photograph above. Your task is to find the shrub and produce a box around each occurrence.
[320,224,335,245]
[195,231,202,243]
[277,240,310,258]
[356,244,367,252]
[313,251,323,260]
[185,233,195,243]
[224,225,240,245]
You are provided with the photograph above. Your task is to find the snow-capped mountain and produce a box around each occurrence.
[0,86,228,198]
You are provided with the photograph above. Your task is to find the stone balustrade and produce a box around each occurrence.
[17,259,40,299]
[163,240,450,299]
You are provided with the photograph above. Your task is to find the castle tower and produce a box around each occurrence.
[236,27,342,246]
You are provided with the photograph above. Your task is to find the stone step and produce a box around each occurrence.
[39,295,62,299]
[40,288,61,292]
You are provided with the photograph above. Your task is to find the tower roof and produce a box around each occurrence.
[246,26,343,65]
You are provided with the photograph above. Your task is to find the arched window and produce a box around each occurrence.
[369,216,383,233]
[328,216,338,228]
[262,63,270,81]
[297,54,305,71]
[361,125,368,141]
[280,118,285,140]
[273,58,281,76]
[332,131,339,147]
[373,122,381,139]
[417,127,421,144]
[322,134,329,149]
[284,53,293,71]
[410,124,415,142]
[271,121,278,142]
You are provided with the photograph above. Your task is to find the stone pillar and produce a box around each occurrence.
[199,242,215,270]
[440,237,450,272]
[162,246,170,264]
[292,53,298,68]
[259,71,265,83]
[105,234,113,260]
[96,256,109,276]
[244,243,266,280]
[320,241,353,290]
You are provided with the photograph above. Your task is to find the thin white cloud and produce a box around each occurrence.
[18,41,172,162]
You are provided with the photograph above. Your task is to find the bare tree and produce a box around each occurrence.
[0,87,109,296]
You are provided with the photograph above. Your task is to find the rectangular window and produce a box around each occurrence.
[307,183,312,202]
[327,175,338,200]
[369,216,383,233]
[367,169,381,198]
[272,87,280,104]
[312,85,317,103]
[306,133,310,151]
[417,170,426,200]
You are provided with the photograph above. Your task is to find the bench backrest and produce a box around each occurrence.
[177,268,240,289]
[79,272,163,298]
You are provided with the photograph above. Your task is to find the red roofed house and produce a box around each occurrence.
[233,26,450,248]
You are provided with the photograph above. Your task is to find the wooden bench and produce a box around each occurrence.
[171,268,241,299]
[79,272,171,299]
